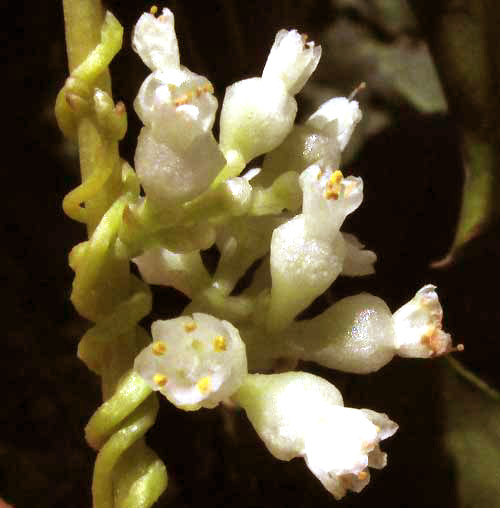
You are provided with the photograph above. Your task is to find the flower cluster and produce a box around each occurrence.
[128,6,461,500]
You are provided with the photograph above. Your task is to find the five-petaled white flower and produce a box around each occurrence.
[234,372,398,499]
[135,313,248,410]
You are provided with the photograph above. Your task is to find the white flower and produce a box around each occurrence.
[234,372,398,499]
[300,164,364,242]
[133,8,224,206]
[306,97,362,151]
[267,165,371,332]
[135,314,247,410]
[262,29,321,95]
[393,284,456,358]
[219,30,320,165]
[287,286,459,374]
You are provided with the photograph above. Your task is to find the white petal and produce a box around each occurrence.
[134,67,218,151]
[262,29,321,95]
[300,165,364,242]
[132,8,180,71]
[341,233,377,276]
[307,97,362,151]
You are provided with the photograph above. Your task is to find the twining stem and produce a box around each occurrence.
[61,3,168,508]
[63,0,122,235]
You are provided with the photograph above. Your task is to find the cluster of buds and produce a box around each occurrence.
[129,6,461,499]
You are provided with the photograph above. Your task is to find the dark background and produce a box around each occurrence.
[3,1,499,507]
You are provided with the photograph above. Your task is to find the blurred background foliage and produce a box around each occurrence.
[3,0,499,507]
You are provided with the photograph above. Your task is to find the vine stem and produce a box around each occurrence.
[62,0,122,235]
[61,4,168,508]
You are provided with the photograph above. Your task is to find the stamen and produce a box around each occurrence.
[324,170,344,200]
[152,340,167,356]
[213,335,227,352]
[175,91,194,107]
[149,5,158,15]
[330,170,343,184]
[357,471,368,481]
[174,83,214,107]
[197,376,212,394]
[114,101,126,115]
[184,322,197,332]
[348,81,366,101]
[153,373,167,387]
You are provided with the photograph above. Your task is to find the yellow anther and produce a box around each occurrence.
[330,169,343,185]
[374,425,381,433]
[204,82,215,94]
[197,376,212,394]
[316,168,324,180]
[150,5,158,15]
[153,373,167,387]
[357,471,369,481]
[174,92,193,107]
[174,83,213,107]
[152,340,167,356]
[324,188,340,200]
[323,169,344,200]
[213,335,227,352]
[184,321,197,332]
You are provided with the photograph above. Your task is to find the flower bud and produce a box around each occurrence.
[135,314,248,410]
[234,372,398,499]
